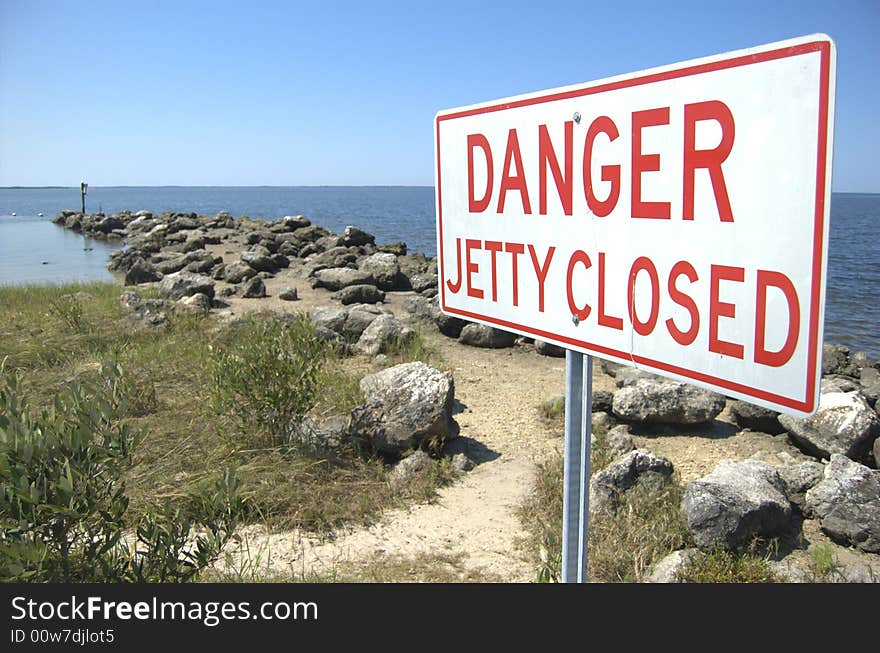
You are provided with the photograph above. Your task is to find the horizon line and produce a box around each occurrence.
[1,185,877,195]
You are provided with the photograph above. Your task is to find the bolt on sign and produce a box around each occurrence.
[434,35,836,416]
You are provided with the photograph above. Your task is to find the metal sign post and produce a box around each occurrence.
[561,350,592,583]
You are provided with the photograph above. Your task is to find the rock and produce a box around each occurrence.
[124,259,162,285]
[389,450,433,487]
[458,323,516,348]
[778,461,825,509]
[333,284,385,305]
[589,449,674,515]
[408,273,437,293]
[340,225,375,247]
[355,314,413,356]
[158,271,215,300]
[646,549,699,583]
[592,390,613,414]
[612,379,726,425]
[124,310,168,329]
[681,459,792,551]
[378,241,407,256]
[359,252,401,291]
[451,453,475,473]
[403,295,465,338]
[290,415,350,451]
[805,454,880,553]
[728,400,784,434]
[351,362,459,456]
[223,261,258,284]
[279,287,299,301]
[604,425,636,458]
[292,224,330,244]
[875,438,880,468]
[823,343,851,376]
[534,339,566,357]
[305,246,358,272]
[614,367,662,387]
[239,275,266,298]
[309,306,349,335]
[591,411,617,433]
[778,391,880,462]
[120,291,143,312]
[821,376,860,394]
[212,264,227,280]
[241,249,277,272]
[345,305,387,339]
[271,215,311,232]
[312,267,375,291]
[176,292,212,315]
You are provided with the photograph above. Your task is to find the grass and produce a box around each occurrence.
[538,395,565,421]
[517,432,780,583]
[0,282,452,541]
[678,548,778,583]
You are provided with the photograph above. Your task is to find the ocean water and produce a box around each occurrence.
[0,187,877,357]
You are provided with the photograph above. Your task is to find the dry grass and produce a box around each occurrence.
[0,282,452,539]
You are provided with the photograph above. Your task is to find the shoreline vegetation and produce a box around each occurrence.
[1,207,878,583]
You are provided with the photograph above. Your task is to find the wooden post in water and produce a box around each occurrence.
[80,181,88,214]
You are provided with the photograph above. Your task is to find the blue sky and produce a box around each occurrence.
[1,0,877,190]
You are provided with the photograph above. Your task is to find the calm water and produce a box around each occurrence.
[0,187,877,357]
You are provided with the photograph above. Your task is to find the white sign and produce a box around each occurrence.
[434,34,836,416]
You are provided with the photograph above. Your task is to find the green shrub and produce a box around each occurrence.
[208,315,328,448]
[0,363,241,582]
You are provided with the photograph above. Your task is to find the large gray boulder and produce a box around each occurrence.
[158,271,215,300]
[681,459,792,551]
[612,379,726,425]
[351,362,459,456]
[778,391,880,462]
[312,267,375,291]
[589,449,674,515]
[355,314,414,356]
[458,323,516,348]
[805,454,880,553]
[728,400,784,434]
[359,252,401,291]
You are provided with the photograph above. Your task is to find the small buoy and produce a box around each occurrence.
[11,212,15,216]
[38,212,43,217]
[41,261,49,265]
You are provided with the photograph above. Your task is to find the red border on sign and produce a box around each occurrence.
[435,39,832,413]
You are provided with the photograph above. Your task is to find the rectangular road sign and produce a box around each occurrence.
[434,35,836,416]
